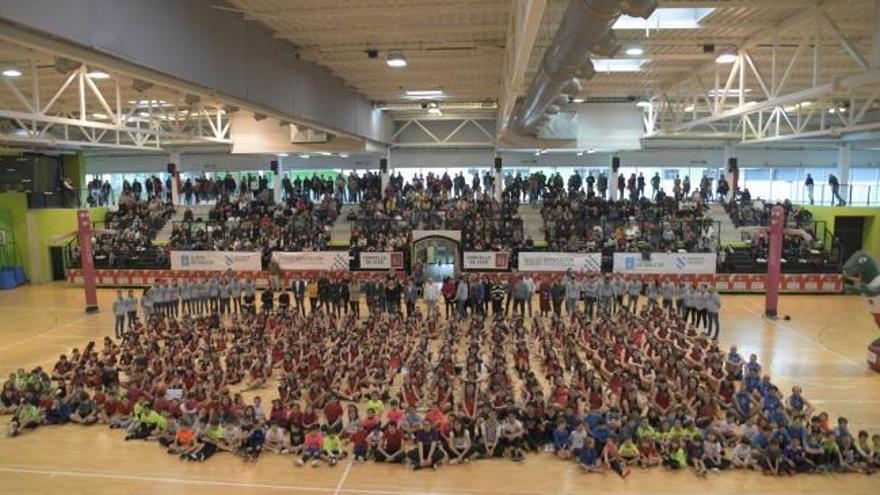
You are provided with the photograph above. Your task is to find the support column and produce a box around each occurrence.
[724,145,738,202]
[610,156,620,201]
[764,205,784,318]
[380,157,390,196]
[273,156,284,204]
[168,151,180,206]
[838,143,852,204]
[493,157,503,201]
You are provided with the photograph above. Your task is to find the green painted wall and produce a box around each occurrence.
[804,206,880,259]
[0,192,30,274]
[30,207,106,282]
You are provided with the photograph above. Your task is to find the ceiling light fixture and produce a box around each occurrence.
[571,97,585,103]
[299,154,310,159]
[576,151,584,157]
[715,48,737,64]
[427,107,442,115]
[625,47,644,56]
[87,69,110,79]
[406,90,444,97]
[339,153,349,159]
[386,52,407,68]
[636,100,651,108]
[2,67,22,77]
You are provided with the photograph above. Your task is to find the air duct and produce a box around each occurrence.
[512,0,656,132]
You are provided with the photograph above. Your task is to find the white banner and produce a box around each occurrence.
[612,252,717,274]
[463,252,509,270]
[170,251,262,271]
[271,251,349,271]
[359,252,404,270]
[517,252,602,272]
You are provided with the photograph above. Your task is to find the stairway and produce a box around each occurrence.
[518,203,545,245]
[329,204,358,246]
[153,203,214,244]
[707,202,743,244]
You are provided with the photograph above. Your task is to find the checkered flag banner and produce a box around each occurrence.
[272,251,351,271]
[518,253,602,272]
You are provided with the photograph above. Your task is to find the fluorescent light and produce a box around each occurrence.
[386,52,407,68]
[613,8,714,30]
[684,105,695,112]
[715,49,737,64]
[319,152,332,156]
[829,107,847,114]
[299,154,310,159]
[127,99,173,108]
[87,70,110,79]
[571,98,585,103]
[2,68,22,77]
[592,59,645,73]
[339,153,349,159]
[587,149,597,154]
[406,90,444,97]
[276,153,288,157]
[91,112,109,119]
[534,151,541,156]
[625,47,644,56]
[427,107,442,115]
[576,151,584,157]
[636,100,651,108]
[707,88,752,97]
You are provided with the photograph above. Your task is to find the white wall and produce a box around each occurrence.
[84,146,880,176]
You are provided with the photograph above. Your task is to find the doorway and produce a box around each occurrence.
[413,237,459,282]
[49,246,67,281]
[834,216,865,264]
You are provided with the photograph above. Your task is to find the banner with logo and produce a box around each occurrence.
[271,251,349,271]
[517,252,602,272]
[359,252,404,270]
[463,252,510,270]
[170,251,262,271]
[613,252,717,274]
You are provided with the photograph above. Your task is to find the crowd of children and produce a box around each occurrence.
[2,284,879,478]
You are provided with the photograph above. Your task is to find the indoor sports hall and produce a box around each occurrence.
[0,1,879,495]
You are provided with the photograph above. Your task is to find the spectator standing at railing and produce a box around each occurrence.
[828,174,846,206]
[804,173,814,205]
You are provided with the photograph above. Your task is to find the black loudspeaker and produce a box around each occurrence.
[612,156,620,173]
[494,157,502,172]
[167,163,176,175]
[379,158,388,173]
[270,160,278,173]
[728,157,738,174]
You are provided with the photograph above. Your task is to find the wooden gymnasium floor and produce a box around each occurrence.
[0,283,879,495]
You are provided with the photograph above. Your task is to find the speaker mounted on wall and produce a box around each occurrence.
[611,156,620,173]
[379,158,388,173]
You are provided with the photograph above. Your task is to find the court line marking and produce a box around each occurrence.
[0,313,99,353]
[334,461,353,495]
[739,302,864,368]
[0,465,552,495]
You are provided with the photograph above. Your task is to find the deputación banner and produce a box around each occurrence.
[170,251,262,271]
[612,252,717,274]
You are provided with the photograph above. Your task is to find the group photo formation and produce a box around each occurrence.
[1,1,880,495]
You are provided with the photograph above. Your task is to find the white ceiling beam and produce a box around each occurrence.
[497,0,547,137]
